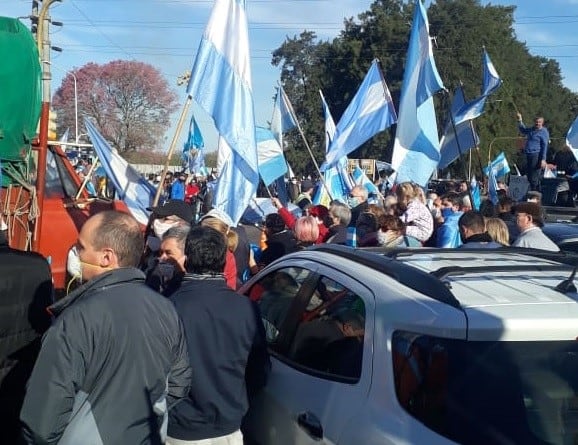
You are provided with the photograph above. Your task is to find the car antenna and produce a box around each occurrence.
[555,266,578,294]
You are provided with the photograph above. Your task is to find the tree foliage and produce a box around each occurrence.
[52,60,178,153]
[273,0,578,178]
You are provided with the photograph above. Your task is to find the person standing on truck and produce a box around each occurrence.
[20,210,191,444]
[517,112,549,191]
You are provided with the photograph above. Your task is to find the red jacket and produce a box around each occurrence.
[278,207,328,244]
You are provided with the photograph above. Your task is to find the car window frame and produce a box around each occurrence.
[272,263,376,385]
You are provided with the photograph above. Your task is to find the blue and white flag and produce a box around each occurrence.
[391,0,445,187]
[352,165,379,196]
[453,48,502,125]
[438,87,480,169]
[483,151,510,178]
[313,90,352,206]
[470,176,481,211]
[487,167,499,205]
[271,86,298,148]
[566,115,578,161]
[255,126,287,186]
[182,114,205,174]
[324,60,397,168]
[84,118,156,226]
[186,0,258,226]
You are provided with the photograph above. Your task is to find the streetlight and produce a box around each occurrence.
[44,61,78,145]
[488,136,522,164]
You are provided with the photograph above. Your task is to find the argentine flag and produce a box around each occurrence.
[324,60,397,169]
[453,48,502,125]
[256,126,287,186]
[186,0,258,226]
[84,118,155,226]
[483,151,510,179]
[391,0,445,187]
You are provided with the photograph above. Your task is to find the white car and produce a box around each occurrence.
[240,245,578,445]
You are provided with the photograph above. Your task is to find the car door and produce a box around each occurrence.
[243,260,375,445]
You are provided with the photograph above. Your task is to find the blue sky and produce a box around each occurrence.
[3,0,578,152]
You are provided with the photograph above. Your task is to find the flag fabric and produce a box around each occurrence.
[255,126,288,186]
[186,0,258,226]
[487,168,499,205]
[453,48,502,125]
[483,151,510,178]
[391,0,446,187]
[351,165,379,196]
[313,90,351,207]
[566,115,578,162]
[270,86,298,148]
[182,114,205,174]
[84,118,156,226]
[438,87,480,169]
[470,176,481,211]
[324,60,397,168]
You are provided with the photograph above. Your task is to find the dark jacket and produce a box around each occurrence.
[168,275,269,441]
[460,232,503,249]
[259,230,299,267]
[0,237,53,443]
[325,224,348,245]
[20,268,191,445]
[349,201,369,227]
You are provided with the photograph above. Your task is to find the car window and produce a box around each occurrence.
[247,267,310,344]
[284,275,366,382]
[392,331,578,445]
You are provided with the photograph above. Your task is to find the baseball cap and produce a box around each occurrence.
[301,180,314,192]
[148,200,193,223]
[199,208,234,227]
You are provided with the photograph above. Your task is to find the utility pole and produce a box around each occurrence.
[33,0,61,250]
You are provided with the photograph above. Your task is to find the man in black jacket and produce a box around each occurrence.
[168,226,268,445]
[21,210,191,444]
[0,222,53,443]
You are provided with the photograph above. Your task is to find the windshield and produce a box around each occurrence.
[392,331,578,445]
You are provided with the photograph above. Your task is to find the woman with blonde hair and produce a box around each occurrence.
[199,209,238,289]
[485,217,510,246]
[396,182,433,243]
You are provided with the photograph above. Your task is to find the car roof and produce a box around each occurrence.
[543,222,578,244]
[299,245,578,310]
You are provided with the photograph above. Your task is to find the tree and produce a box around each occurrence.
[52,60,178,153]
[272,0,578,178]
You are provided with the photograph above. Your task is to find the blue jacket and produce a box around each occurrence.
[168,276,268,441]
[171,180,185,200]
[436,211,463,248]
[518,123,549,160]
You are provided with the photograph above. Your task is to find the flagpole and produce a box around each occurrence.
[75,159,100,200]
[294,122,333,201]
[152,96,192,207]
[445,88,476,207]
[280,86,333,200]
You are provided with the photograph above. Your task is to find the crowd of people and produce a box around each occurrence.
[0,112,569,443]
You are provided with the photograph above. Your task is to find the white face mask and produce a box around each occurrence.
[67,246,82,280]
[153,219,177,239]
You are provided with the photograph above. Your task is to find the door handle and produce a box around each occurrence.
[297,411,323,439]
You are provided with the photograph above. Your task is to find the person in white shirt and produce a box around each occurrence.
[512,202,559,252]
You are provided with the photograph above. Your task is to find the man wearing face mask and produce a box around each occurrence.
[21,210,191,444]
[157,226,189,296]
[348,185,369,227]
[141,200,193,292]
[436,192,463,248]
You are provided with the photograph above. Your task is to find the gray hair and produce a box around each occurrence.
[351,185,368,201]
[329,202,352,226]
[162,224,191,251]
